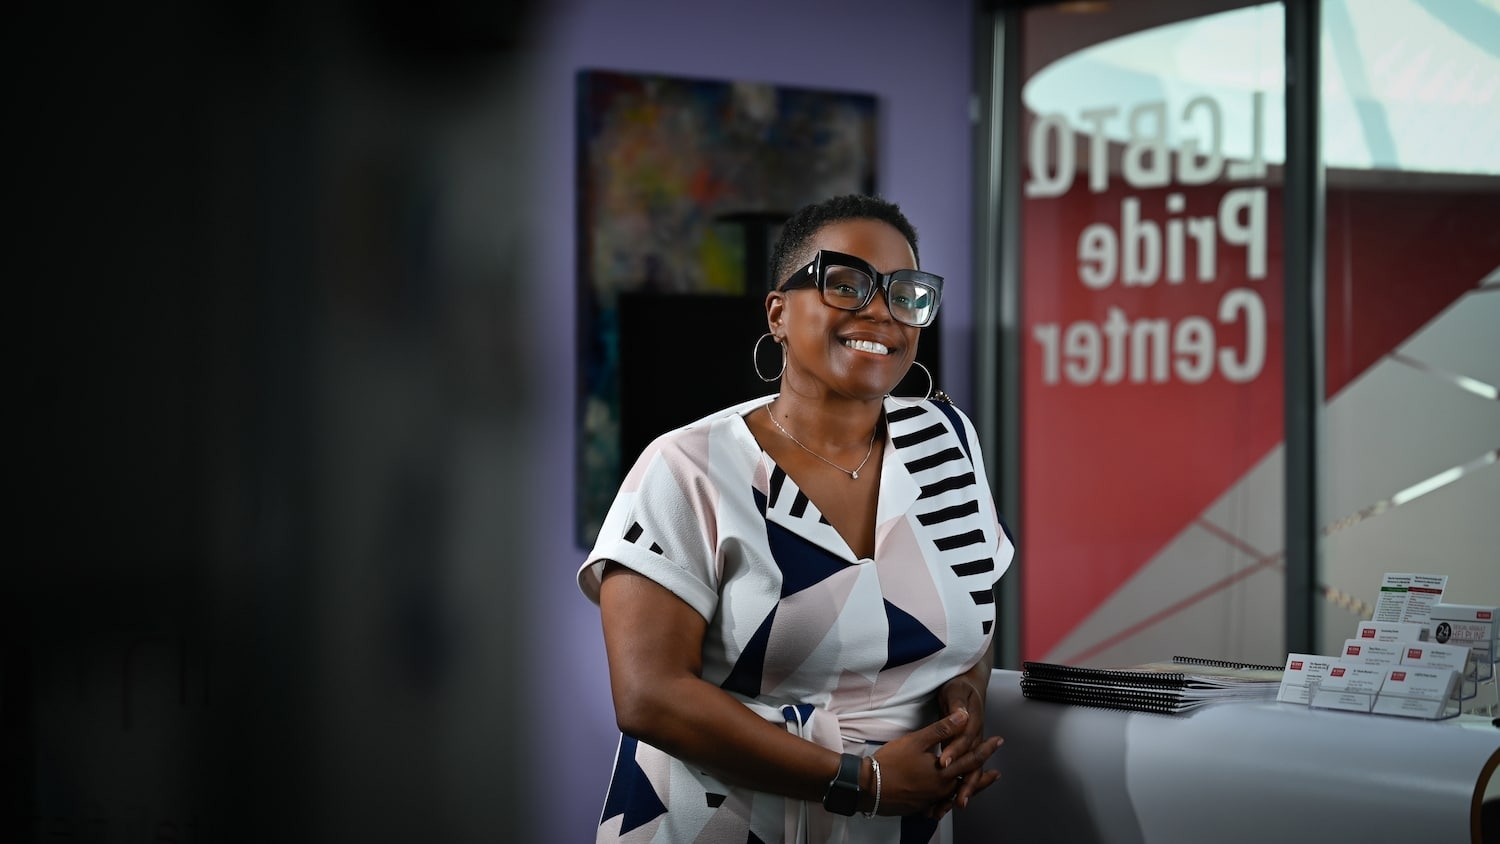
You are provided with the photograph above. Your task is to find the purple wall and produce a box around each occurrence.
[525,2,978,836]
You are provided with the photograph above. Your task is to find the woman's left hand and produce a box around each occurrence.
[931,673,1001,816]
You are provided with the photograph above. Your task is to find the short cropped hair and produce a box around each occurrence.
[769,194,921,288]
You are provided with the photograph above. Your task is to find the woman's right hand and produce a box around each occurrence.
[867,709,1003,817]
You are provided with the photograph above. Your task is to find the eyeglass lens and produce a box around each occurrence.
[822,265,938,327]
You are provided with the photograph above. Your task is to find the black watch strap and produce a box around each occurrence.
[821,752,862,816]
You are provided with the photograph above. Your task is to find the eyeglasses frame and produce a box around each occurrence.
[777,249,944,328]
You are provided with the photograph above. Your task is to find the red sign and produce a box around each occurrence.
[1391,671,1407,682]
[1345,645,1361,656]
[1017,87,1495,662]
[1020,97,1283,659]
[1289,660,1303,671]
[1407,648,1423,660]
[1331,667,1346,677]
[1360,629,1376,638]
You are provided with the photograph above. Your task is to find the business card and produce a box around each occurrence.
[1340,639,1404,666]
[1277,653,1335,704]
[1317,661,1388,694]
[1355,621,1428,643]
[1308,660,1386,712]
[1379,666,1457,699]
[1371,666,1458,719]
[1399,643,1470,674]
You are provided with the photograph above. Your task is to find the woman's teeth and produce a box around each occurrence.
[844,339,890,355]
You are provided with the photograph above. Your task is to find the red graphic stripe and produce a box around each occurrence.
[1059,521,1282,664]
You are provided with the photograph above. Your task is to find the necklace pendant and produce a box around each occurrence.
[851,471,859,480]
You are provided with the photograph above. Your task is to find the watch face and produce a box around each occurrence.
[823,782,859,816]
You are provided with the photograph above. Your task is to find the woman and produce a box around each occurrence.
[578,195,1014,842]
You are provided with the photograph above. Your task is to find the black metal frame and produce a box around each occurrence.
[1282,0,1325,655]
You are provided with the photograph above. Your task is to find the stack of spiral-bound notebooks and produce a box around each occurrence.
[1020,656,1285,714]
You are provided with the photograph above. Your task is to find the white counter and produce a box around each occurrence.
[955,669,1499,844]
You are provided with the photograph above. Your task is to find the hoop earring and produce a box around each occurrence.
[753,332,786,383]
[887,361,934,408]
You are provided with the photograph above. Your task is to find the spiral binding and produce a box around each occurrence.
[1171,655,1283,672]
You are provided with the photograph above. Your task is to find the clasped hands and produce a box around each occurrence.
[865,678,1002,819]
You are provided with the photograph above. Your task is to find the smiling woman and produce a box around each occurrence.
[577,195,1016,843]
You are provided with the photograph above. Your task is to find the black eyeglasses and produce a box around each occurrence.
[778,250,943,328]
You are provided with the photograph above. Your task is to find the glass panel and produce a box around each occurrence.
[1317,0,1500,655]
[1018,1,1286,666]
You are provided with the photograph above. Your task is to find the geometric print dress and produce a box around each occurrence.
[578,395,1015,844]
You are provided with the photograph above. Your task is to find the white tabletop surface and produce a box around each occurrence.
[955,669,1500,844]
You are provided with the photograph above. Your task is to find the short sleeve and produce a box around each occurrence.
[576,431,724,621]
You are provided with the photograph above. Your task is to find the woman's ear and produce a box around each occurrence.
[765,291,786,337]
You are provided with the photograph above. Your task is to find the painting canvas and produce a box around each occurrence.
[576,69,878,545]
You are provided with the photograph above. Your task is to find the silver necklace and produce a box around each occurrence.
[765,404,878,480]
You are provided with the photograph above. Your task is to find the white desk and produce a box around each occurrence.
[955,669,1500,844]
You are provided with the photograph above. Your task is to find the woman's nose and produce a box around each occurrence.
[859,282,895,321]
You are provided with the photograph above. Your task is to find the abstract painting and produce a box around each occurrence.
[576,69,878,545]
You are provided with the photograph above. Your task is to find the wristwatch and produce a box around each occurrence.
[821,752,862,816]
